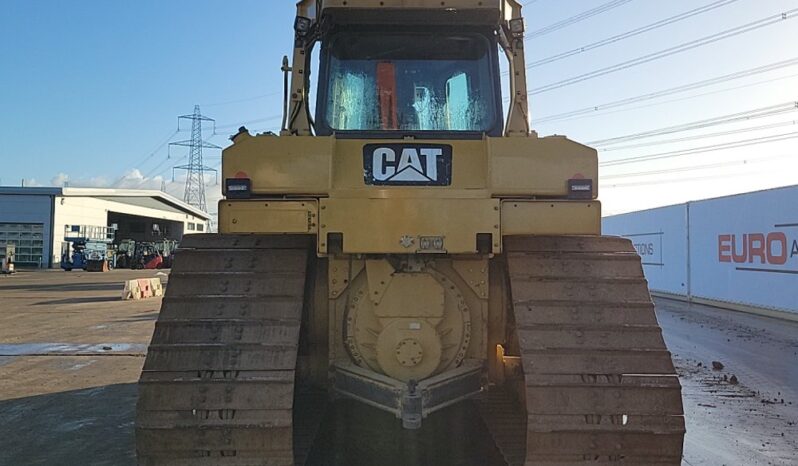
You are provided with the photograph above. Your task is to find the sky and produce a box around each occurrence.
[1,0,797,220]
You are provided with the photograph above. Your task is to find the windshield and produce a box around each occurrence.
[319,32,499,134]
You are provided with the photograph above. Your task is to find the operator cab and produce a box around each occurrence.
[315,28,504,138]
[282,1,529,138]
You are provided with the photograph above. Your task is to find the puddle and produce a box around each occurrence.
[74,387,110,398]
[54,418,98,433]
[0,343,147,356]
[68,360,97,371]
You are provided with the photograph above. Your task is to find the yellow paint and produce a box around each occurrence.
[322,0,501,9]
[218,0,601,248]
[219,200,318,234]
[318,197,501,254]
[501,200,601,236]
[223,135,597,199]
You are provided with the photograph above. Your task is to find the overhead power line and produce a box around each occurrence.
[603,168,774,189]
[110,128,180,188]
[214,114,283,132]
[525,0,635,40]
[538,71,798,126]
[535,57,798,123]
[525,0,739,70]
[588,101,798,146]
[142,154,181,181]
[601,152,795,180]
[599,119,798,152]
[146,114,283,188]
[139,129,180,166]
[529,8,798,95]
[600,131,798,167]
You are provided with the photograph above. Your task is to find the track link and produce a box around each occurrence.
[136,234,313,466]
[485,236,685,465]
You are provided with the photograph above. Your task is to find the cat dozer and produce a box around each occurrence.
[136,1,685,464]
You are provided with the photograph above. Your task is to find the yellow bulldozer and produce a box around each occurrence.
[136,1,685,464]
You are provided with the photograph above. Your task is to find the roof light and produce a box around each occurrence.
[294,16,312,37]
[509,18,525,36]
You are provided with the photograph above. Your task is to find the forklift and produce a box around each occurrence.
[60,225,115,272]
[1,244,15,274]
[115,239,178,270]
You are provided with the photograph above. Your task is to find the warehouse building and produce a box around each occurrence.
[603,184,798,321]
[0,187,210,268]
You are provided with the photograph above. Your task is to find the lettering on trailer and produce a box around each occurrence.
[718,223,798,274]
[635,242,655,256]
[363,144,453,186]
[623,232,664,266]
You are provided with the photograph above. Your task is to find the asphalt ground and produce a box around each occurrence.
[657,298,798,466]
[0,269,795,465]
[0,269,163,466]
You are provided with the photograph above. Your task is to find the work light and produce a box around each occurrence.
[294,16,312,37]
[509,18,525,36]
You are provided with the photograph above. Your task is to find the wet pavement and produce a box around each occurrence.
[0,384,138,466]
[656,298,798,466]
[0,269,160,466]
[0,270,796,465]
[0,342,148,356]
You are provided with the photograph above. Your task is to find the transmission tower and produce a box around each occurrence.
[170,105,220,212]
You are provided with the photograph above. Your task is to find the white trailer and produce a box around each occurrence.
[604,185,798,320]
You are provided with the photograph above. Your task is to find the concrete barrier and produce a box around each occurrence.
[122,277,163,300]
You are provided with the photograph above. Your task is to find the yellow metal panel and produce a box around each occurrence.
[451,259,489,299]
[489,136,599,198]
[219,200,318,234]
[319,198,500,254]
[323,0,500,10]
[222,134,332,195]
[366,259,395,305]
[225,134,600,201]
[501,200,601,236]
[375,273,444,318]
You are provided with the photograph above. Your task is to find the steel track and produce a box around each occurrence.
[482,236,685,465]
[136,234,316,466]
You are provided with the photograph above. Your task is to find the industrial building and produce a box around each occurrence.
[603,184,798,321]
[0,187,210,268]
